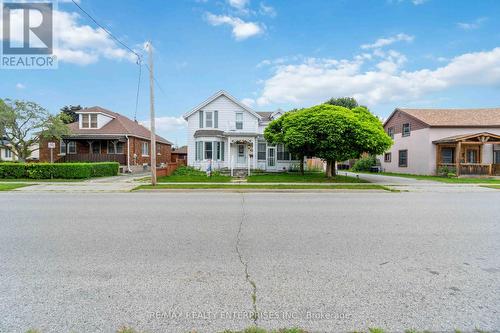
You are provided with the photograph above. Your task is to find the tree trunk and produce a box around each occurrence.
[300,155,305,175]
[326,160,336,178]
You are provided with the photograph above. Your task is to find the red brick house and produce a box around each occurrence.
[40,107,173,172]
[171,146,187,162]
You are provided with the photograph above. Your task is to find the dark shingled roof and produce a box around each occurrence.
[193,129,224,137]
[67,106,173,145]
[256,112,273,121]
[396,108,500,127]
[172,146,187,155]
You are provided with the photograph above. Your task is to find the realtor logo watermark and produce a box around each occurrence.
[1,0,58,69]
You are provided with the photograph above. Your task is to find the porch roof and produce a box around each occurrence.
[433,132,500,144]
[223,131,259,137]
[62,134,127,141]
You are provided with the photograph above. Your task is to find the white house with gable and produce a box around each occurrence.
[183,90,299,175]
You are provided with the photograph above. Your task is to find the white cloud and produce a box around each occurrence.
[259,2,276,17]
[457,17,488,30]
[140,116,187,133]
[0,9,138,65]
[241,98,255,107]
[255,47,500,107]
[361,33,414,50]
[15,83,26,89]
[228,0,249,10]
[205,13,263,40]
[412,0,428,4]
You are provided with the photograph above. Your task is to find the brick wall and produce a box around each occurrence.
[384,109,429,134]
[128,137,172,166]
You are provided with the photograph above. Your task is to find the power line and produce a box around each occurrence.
[70,0,167,97]
[134,58,142,121]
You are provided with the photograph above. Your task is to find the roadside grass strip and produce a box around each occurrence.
[247,172,367,183]
[0,183,33,191]
[134,183,392,191]
[352,171,500,184]
[480,185,500,190]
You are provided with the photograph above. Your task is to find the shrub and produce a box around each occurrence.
[0,163,27,178]
[437,165,457,178]
[0,162,119,179]
[352,155,377,172]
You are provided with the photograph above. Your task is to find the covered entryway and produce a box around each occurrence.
[433,132,500,176]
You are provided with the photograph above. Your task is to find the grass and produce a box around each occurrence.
[157,166,232,183]
[0,178,85,183]
[481,185,500,190]
[134,183,390,191]
[0,183,32,191]
[247,172,367,183]
[352,171,500,184]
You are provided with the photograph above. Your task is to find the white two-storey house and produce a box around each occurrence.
[183,90,299,175]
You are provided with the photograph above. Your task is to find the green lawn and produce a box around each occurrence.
[247,172,367,183]
[0,183,32,191]
[481,185,500,190]
[157,166,232,183]
[353,171,500,184]
[0,178,85,183]
[134,184,390,191]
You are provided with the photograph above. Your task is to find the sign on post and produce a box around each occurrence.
[48,142,55,163]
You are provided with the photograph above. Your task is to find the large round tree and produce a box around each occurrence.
[265,104,392,178]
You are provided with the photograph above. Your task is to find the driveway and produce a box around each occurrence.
[0,192,499,333]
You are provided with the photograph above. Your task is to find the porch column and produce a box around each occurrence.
[253,137,257,170]
[456,141,462,176]
[228,137,233,177]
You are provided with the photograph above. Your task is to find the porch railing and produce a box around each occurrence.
[58,153,126,165]
[459,163,490,176]
[493,164,500,176]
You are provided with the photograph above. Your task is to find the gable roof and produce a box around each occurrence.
[432,132,500,144]
[385,107,500,128]
[183,90,262,120]
[68,106,173,145]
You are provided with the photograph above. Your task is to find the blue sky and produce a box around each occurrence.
[2,0,500,145]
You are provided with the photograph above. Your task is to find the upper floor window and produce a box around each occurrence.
[402,123,411,137]
[82,114,98,129]
[199,110,218,128]
[205,112,213,128]
[387,127,394,139]
[235,112,243,130]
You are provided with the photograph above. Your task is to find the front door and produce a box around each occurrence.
[237,144,246,164]
[267,147,276,169]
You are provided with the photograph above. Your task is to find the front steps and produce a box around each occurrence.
[220,168,250,178]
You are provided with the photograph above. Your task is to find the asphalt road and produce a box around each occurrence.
[0,192,499,333]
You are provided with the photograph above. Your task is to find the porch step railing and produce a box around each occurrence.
[58,153,126,165]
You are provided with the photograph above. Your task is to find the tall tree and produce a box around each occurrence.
[265,104,392,178]
[59,105,82,124]
[325,97,359,110]
[0,99,71,161]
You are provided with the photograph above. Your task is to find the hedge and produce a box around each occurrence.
[0,162,119,179]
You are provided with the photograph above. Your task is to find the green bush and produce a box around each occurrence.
[0,162,119,179]
[0,163,27,178]
[352,155,377,172]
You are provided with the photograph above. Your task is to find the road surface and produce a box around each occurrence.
[1,192,499,333]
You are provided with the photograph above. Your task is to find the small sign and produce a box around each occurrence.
[48,142,56,149]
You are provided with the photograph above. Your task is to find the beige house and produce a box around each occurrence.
[380,108,500,176]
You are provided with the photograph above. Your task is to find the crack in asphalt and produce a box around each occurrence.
[236,193,259,326]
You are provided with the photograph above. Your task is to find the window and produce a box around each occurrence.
[195,141,203,161]
[277,144,290,161]
[215,141,225,161]
[387,127,394,139]
[466,149,478,163]
[199,111,204,128]
[235,112,243,130]
[384,152,391,162]
[91,142,101,154]
[402,123,411,137]
[205,111,213,128]
[108,141,124,154]
[204,141,213,159]
[81,114,98,128]
[60,141,76,154]
[398,150,408,167]
[82,114,89,128]
[141,142,149,156]
[257,142,266,160]
[4,148,12,158]
[214,111,218,128]
[441,148,454,164]
[495,145,500,164]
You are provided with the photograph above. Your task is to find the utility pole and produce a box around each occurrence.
[148,41,157,186]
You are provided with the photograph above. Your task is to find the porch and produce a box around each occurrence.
[434,132,500,176]
[56,137,128,165]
